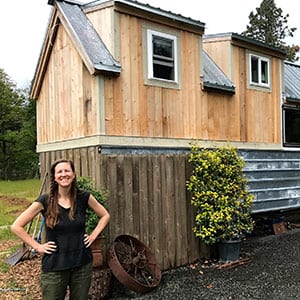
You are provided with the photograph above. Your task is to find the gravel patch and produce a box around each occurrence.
[109,228,300,300]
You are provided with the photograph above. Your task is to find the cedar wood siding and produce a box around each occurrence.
[87,7,242,142]
[203,35,283,144]
[36,3,283,146]
[37,22,101,144]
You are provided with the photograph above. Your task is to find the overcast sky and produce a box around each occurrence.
[0,0,299,88]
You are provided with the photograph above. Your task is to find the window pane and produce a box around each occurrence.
[284,107,300,145]
[153,63,174,80]
[153,36,173,58]
[151,34,175,81]
[261,60,268,84]
[251,56,259,83]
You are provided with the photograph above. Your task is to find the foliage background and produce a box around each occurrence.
[0,69,39,180]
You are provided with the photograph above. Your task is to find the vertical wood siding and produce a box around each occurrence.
[37,9,283,146]
[39,148,202,270]
[37,25,99,145]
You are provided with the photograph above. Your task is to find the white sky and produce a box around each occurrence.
[0,0,299,88]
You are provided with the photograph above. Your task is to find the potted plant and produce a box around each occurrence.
[186,144,254,262]
[77,176,108,267]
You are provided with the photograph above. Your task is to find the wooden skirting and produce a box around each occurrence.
[39,147,202,270]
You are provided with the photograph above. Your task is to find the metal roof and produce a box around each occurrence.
[202,51,235,94]
[83,0,205,31]
[284,61,300,102]
[204,32,286,57]
[57,1,121,74]
[58,0,233,94]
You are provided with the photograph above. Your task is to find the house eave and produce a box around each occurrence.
[204,32,287,59]
[285,97,300,103]
[203,82,236,95]
[84,0,205,34]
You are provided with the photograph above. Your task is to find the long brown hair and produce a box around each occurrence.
[45,159,77,229]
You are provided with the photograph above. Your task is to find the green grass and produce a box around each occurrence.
[0,179,41,201]
[0,226,15,240]
[0,179,41,238]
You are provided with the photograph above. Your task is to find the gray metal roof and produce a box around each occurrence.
[57,1,121,74]
[204,32,286,57]
[83,0,205,31]
[284,62,300,102]
[202,51,235,94]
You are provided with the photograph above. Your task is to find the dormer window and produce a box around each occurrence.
[147,30,178,83]
[249,54,270,87]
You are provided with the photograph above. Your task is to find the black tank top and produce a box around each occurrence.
[36,190,93,272]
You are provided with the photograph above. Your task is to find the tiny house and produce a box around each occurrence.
[31,0,300,269]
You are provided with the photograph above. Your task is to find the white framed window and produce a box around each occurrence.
[249,54,270,87]
[147,30,178,83]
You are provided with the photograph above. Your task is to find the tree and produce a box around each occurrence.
[0,69,39,180]
[242,0,299,62]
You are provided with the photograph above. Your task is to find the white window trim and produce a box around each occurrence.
[249,54,270,88]
[147,29,178,83]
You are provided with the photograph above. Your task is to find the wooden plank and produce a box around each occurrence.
[73,149,82,175]
[131,156,141,237]
[138,156,150,246]
[148,155,163,268]
[174,155,188,266]
[81,148,89,177]
[106,156,120,240]
[185,155,200,262]
[123,155,134,234]
[97,153,106,191]
[161,155,176,268]
[119,15,132,135]
[128,17,140,135]
[146,86,163,137]
[116,156,125,236]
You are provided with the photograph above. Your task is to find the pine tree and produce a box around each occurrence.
[242,0,298,62]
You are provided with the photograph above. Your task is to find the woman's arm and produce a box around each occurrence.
[85,194,110,246]
[11,202,56,254]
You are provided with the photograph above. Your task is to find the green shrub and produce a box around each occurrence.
[77,176,107,235]
[186,145,254,245]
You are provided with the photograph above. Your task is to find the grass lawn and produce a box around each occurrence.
[0,178,41,234]
[0,179,41,201]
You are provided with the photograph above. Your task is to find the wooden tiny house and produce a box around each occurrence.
[203,33,285,144]
[31,0,300,270]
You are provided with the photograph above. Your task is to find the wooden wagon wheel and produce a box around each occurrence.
[107,234,161,293]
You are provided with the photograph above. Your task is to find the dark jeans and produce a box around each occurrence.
[41,261,93,300]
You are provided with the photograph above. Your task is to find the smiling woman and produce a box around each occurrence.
[10,158,110,300]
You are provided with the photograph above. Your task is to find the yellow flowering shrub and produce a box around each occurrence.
[186,145,254,245]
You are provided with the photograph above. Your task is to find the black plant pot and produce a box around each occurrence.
[218,239,241,263]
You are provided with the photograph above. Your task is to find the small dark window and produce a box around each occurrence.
[261,60,268,84]
[147,30,177,82]
[152,36,174,80]
[251,56,259,83]
[283,105,300,147]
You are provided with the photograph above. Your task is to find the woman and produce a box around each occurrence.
[11,159,110,300]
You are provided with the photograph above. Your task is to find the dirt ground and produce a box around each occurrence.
[0,195,41,300]
[1,195,31,208]
[2,195,300,300]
